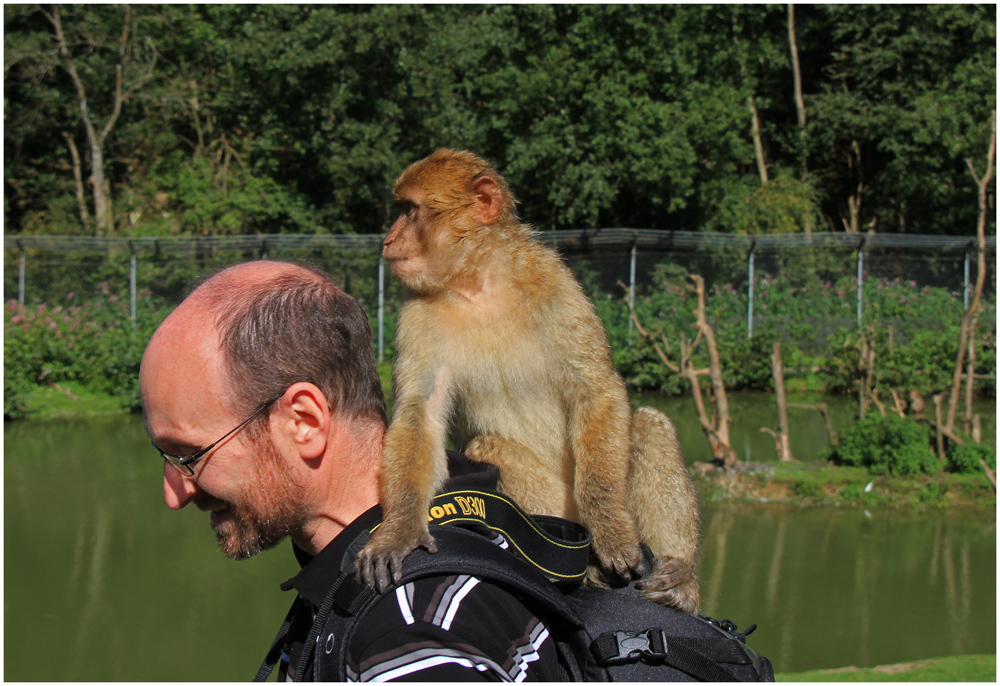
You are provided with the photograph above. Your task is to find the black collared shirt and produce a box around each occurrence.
[274,460,563,682]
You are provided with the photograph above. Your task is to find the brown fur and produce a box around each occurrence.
[355,149,700,612]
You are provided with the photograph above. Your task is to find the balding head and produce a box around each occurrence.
[143,260,386,428]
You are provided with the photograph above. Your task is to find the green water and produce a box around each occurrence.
[4,404,996,680]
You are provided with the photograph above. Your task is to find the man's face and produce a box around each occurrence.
[206,425,307,560]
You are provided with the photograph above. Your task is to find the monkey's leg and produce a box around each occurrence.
[571,393,646,583]
[628,406,701,613]
[465,434,577,519]
[355,396,449,591]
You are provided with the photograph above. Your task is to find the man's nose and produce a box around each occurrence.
[163,462,198,510]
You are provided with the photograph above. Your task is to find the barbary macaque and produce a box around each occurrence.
[355,149,701,613]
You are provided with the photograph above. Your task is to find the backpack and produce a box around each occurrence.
[256,487,774,682]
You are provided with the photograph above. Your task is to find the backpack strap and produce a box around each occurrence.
[254,488,591,682]
[318,525,589,681]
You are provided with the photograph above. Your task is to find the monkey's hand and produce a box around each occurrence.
[355,522,439,592]
[589,534,645,584]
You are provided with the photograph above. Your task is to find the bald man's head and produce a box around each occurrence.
[143,260,386,430]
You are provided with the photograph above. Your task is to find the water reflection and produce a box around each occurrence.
[699,504,996,673]
[4,411,996,680]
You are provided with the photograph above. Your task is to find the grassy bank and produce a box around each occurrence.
[776,654,996,681]
[694,461,995,510]
[7,381,134,419]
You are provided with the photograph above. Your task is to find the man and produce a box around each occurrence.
[140,260,562,681]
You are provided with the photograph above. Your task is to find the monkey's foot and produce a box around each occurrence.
[355,526,438,592]
[638,556,700,614]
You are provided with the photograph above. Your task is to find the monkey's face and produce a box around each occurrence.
[383,149,509,295]
[383,189,461,294]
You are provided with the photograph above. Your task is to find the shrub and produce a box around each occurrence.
[946,440,997,475]
[826,413,939,477]
[4,287,169,418]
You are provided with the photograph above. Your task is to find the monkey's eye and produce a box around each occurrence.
[395,201,418,220]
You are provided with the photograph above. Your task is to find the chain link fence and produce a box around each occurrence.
[5,231,995,363]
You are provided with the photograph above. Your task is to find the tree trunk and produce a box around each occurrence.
[61,131,90,229]
[787,4,808,180]
[623,277,737,468]
[689,274,737,467]
[963,320,977,435]
[749,94,769,186]
[842,140,863,232]
[933,394,945,460]
[89,137,112,235]
[771,342,794,462]
[736,32,768,187]
[945,110,995,433]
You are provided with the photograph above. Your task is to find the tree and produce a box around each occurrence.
[40,4,157,234]
[945,111,996,434]
[808,5,996,235]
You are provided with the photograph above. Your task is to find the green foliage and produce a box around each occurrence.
[719,328,784,390]
[4,288,169,418]
[822,276,981,397]
[708,175,821,234]
[825,414,939,477]
[134,153,319,236]
[946,440,996,475]
[4,5,995,238]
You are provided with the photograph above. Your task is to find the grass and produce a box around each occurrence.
[14,381,128,419]
[776,654,996,681]
[694,460,996,510]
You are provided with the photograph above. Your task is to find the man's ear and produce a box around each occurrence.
[277,382,330,460]
[471,176,504,224]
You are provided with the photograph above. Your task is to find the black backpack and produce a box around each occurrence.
[256,487,774,682]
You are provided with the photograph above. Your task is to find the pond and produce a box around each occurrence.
[4,402,995,680]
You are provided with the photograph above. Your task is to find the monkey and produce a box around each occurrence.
[908,389,926,419]
[355,149,701,613]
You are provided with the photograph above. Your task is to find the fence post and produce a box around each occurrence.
[18,249,26,306]
[129,245,137,322]
[378,254,385,363]
[747,242,755,338]
[856,237,865,328]
[628,239,637,335]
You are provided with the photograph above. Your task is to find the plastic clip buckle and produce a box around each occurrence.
[604,629,667,666]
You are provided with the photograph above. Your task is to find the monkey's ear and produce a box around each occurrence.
[471,176,504,224]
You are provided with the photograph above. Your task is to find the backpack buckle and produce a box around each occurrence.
[595,629,668,666]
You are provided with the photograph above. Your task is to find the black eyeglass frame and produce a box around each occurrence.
[152,390,285,477]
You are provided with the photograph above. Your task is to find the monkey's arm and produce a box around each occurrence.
[356,362,453,591]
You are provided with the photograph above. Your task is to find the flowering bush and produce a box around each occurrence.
[4,286,169,418]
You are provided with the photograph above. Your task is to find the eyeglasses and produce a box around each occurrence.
[152,391,285,477]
